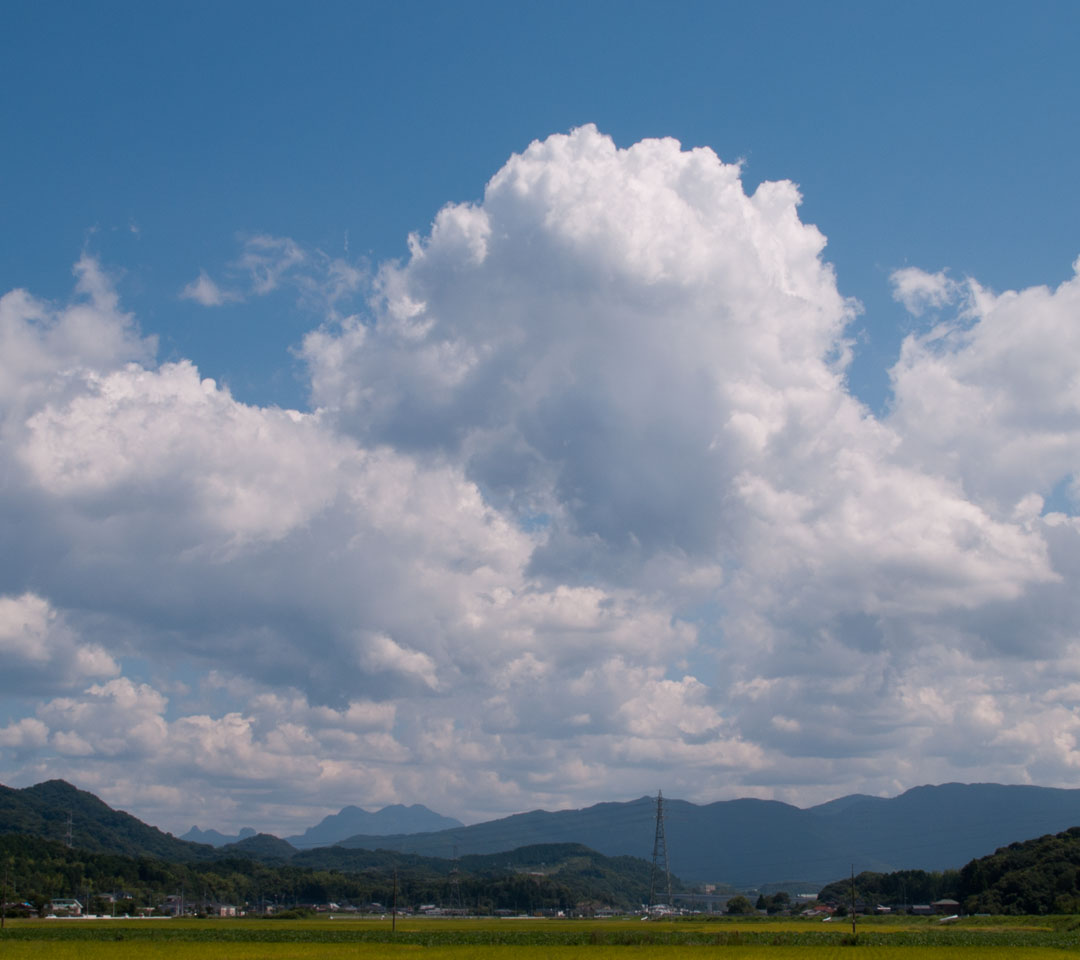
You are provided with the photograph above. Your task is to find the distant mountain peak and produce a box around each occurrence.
[287,802,464,849]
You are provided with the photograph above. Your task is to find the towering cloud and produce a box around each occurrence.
[1,127,1078,833]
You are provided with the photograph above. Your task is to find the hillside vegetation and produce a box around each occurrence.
[0,781,210,861]
[0,832,678,915]
[819,826,1080,914]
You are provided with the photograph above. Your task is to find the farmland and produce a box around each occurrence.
[0,915,1077,958]
[0,946,1073,960]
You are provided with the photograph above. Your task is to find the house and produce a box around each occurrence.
[159,895,186,916]
[49,898,83,916]
[931,899,960,914]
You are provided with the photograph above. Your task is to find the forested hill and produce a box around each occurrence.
[290,840,682,904]
[818,826,1080,915]
[0,832,678,914]
[0,779,211,861]
[960,827,1080,914]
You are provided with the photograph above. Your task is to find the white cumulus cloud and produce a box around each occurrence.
[2,127,1080,833]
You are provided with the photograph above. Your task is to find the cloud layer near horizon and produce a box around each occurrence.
[3,127,1080,835]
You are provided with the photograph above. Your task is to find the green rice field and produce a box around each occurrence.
[0,915,1077,957]
[0,947,1073,960]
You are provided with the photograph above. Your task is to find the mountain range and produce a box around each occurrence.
[328,783,1080,887]
[5,779,1080,888]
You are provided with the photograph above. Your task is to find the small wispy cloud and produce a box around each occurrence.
[237,235,305,295]
[890,266,961,316]
[180,237,363,321]
[180,270,239,307]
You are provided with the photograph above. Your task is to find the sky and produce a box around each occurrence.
[1,0,1080,838]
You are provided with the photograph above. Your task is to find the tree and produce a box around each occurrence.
[766,891,790,914]
[726,894,753,915]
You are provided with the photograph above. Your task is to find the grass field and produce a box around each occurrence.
[0,915,1077,957]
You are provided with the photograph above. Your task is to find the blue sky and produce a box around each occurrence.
[2,1,1080,837]
[5,1,1077,411]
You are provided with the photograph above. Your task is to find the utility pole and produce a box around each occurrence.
[391,868,397,936]
[648,790,672,913]
[2,859,9,929]
[849,865,857,935]
[450,844,462,913]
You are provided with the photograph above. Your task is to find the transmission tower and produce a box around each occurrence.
[647,790,672,912]
[65,811,73,849]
